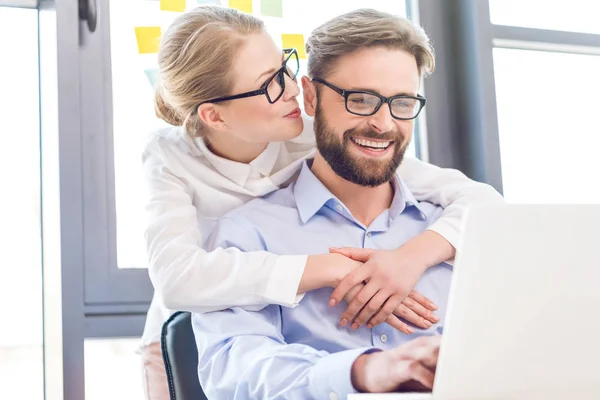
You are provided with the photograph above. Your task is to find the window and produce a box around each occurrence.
[489,0,600,35]
[109,0,410,268]
[0,6,44,400]
[493,48,600,203]
[85,338,144,400]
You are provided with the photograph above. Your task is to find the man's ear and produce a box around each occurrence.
[197,103,228,132]
[301,76,318,117]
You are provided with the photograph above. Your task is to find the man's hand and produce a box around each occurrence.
[329,247,438,330]
[351,336,441,393]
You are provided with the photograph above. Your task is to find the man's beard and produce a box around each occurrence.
[314,103,407,187]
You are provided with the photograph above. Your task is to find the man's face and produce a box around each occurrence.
[311,47,420,187]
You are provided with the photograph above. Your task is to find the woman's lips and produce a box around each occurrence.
[284,108,301,119]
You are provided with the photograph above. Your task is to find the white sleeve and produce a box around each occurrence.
[398,157,505,249]
[143,139,306,313]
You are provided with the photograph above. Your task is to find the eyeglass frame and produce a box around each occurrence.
[197,48,299,110]
[311,78,427,121]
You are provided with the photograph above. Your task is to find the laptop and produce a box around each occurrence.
[350,204,600,400]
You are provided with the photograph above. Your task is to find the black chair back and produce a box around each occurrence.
[161,311,208,400]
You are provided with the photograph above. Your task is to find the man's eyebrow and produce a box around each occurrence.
[350,86,417,97]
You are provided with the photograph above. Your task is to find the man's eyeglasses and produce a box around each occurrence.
[312,78,426,120]
[198,48,300,109]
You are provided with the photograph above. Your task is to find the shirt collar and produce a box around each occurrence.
[195,138,281,187]
[293,160,429,224]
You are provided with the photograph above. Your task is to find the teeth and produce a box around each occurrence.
[352,138,391,149]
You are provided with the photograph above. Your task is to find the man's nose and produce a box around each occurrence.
[367,103,394,133]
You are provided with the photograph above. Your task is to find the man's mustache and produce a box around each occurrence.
[343,129,404,142]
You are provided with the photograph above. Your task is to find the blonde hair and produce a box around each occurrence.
[306,8,435,80]
[154,6,264,136]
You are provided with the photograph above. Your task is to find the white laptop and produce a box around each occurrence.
[350,204,600,400]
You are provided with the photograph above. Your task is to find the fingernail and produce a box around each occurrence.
[424,320,433,328]
[340,318,348,327]
[430,302,438,310]
[407,327,414,334]
[351,323,359,330]
[329,299,336,307]
[366,323,373,329]
[433,315,440,323]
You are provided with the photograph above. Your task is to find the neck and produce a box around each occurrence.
[206,133,268,164]
[311,153,394,227]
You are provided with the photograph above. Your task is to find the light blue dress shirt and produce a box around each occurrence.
[192,160,453,400]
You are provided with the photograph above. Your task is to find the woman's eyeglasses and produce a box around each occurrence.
[198,48,300,110]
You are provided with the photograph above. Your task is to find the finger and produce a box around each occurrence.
[411,336,442,369]
[339,282,379,328]
[401,296,439,325]
[366,294,403,329]
[352,290,391,330]
[329,247,375,262]
[330,266,371,307]
[342,284,363,304]
[392,360,435,390]
[393,303,431,329]
[408,290,437,311]
[384,314,413,335]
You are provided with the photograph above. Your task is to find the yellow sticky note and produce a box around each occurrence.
[160,0,186,12]
[229,0,253,14]
[282,34,306,59]
[135,26,162,54]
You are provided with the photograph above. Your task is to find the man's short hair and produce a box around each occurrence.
[306,8,435,80]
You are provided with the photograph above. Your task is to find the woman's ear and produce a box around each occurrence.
[301,76,317,117]
[197,103,228,132]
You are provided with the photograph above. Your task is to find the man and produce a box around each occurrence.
[192,9,452,398]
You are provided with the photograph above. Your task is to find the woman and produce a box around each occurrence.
[141,6,503,399]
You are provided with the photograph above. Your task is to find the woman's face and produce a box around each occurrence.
[216,31,304,145]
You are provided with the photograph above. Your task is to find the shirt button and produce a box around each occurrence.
[380,334,388,343]
[366,232,372,237]
[329,392,339,400]
[335,203,343,212]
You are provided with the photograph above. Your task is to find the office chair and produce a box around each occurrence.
[161,311,208,400]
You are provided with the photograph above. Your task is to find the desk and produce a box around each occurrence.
[348,394,432,400]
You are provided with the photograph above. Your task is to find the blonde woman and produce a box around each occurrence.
[140,6,503,399]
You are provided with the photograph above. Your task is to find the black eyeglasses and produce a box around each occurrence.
[312,78,426,120]
[198,48,300,109]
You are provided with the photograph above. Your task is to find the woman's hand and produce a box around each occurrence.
[342,283,438,334]
[330,247,438,330]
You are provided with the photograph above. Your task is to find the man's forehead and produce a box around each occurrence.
[325,47,420,95]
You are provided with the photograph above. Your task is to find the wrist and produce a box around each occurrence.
[301,254,344,293]
[351,353,371,393]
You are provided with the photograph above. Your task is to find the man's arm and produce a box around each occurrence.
[192,307,373,400]
[195,217,374,399]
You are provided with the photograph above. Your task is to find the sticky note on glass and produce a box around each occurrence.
[261,0,282,17]
[135,27,162,54]
[282,34,305,59]
[228,0,252,14]
[160,0,186,12]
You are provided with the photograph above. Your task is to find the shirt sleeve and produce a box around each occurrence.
[194,216,374,399]
[192,306,372,400]
[143,138,306,313]
[398,157,505,249]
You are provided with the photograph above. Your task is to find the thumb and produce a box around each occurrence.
[329,247,375,261]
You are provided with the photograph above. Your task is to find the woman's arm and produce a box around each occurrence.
[144,138,311,312]
[329,157,504,328]
[399,156,505,249]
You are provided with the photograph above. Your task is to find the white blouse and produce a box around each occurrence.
[140,116,503,346]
